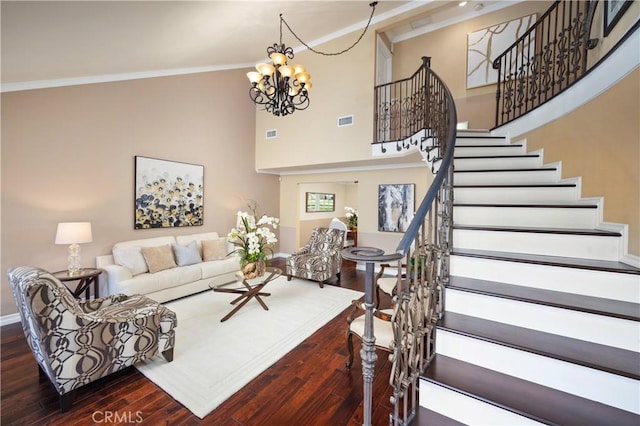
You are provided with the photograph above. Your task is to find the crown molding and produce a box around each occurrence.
[1,2,429,93]
[1,62,254,93]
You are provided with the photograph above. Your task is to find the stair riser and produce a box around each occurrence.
[419,380,544,425]
[450,255,640,303]
[436,330,640,414]
[454,156,542,170]
[454,206,597,228]
[455,136,508,146]
[453,229,622,261]
[454,170,559,185]
[455,145,525,157]
[454,186,578,203]
[444,289,640,351]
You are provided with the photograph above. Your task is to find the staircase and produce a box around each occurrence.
[419,131,640,424]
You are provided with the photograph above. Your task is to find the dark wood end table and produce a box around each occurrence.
[52,268,103,300]
[210,267,282,322]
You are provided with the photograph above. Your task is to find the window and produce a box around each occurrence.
[306,192,335,212]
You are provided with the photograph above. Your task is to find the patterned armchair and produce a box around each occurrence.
[7,266,177,412]
[286,227,344,287]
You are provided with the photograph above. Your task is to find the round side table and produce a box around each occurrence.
[52,268,103,299]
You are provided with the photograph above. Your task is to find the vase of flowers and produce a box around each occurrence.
[227,204,279,279]
[344,206,358,230]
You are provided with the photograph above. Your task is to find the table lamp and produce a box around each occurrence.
[55,222,93,276]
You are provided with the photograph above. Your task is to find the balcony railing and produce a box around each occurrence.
[493,0,598,127]
[343,57,456,425]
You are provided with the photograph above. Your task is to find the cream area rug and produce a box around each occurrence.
[135,276,362,419]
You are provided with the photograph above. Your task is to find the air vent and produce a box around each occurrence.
[338,115,354,127]
[265,129,277,139]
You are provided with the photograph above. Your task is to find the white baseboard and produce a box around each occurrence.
[0,313,21,327]
[621,253,640,269]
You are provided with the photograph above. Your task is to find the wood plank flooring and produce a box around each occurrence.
[0,259,400,425]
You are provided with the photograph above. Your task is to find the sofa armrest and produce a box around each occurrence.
[101,264,133,293]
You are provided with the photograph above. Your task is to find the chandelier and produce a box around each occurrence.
[247,2,378,117]
[246,15,311,117]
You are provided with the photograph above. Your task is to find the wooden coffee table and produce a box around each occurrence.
[210,267,282,322]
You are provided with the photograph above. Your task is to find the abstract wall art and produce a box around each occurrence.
[467,14,537,89]
[378,184,415,232]
[134,156,204,229]
[604,0,632,37]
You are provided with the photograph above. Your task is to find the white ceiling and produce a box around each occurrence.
[1,1,510,91]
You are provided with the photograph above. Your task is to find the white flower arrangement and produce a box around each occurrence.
[227,208,279,267]
[344,206,358,229]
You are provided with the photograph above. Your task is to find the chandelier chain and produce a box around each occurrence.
[279,2,378,57]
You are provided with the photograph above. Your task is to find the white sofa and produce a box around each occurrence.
[96,232,240,303]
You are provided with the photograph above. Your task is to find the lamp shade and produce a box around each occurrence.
[55,222,93,244]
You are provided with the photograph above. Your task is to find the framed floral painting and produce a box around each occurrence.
[134,156,204,229]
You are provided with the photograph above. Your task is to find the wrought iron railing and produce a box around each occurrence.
[493,0,598,127]
[343,57,456,425]
[373,57,434,151]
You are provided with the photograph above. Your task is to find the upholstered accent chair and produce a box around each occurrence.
[329,217,355,248]
[7,266,177,412]
[286,227,344,287]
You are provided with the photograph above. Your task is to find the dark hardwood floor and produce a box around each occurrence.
[0,258,399,425]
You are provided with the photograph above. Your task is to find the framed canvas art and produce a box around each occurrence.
[378,184,415,232]
[604,0,632,37]
[134,156,204,229]
[466,14,536,89]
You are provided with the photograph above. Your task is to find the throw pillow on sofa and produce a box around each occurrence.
[141,244,177,273]
[202,239,228,261]
[113,246,149,276]
[172,241,203,266]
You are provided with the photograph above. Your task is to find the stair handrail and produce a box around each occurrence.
[492,0,599,127]
[343,56,457,425]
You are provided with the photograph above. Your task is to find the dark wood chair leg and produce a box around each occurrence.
[336,272,341,282]
[318,280,325,288]
[345,331,354,369]
[287,275,292,281]
[59,389,77,412]
[162,348,174,362]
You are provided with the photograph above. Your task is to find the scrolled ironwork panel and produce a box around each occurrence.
[492,0,598,127]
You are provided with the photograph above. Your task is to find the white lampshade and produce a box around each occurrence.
[55,222,93,245]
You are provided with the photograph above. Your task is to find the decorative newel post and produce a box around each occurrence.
[361,261,377,426]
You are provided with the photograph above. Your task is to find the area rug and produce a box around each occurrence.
[135,276,362,418]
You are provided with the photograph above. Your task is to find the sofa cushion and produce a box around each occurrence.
[202,239,228,261]
[141,244,177,274]
[176,232,219,257]
[200,256,241,279]
[172,241,202,266]
[119,264,202,295]
[113,246,148,276]
[112,236,177,276]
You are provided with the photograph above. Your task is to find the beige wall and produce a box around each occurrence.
[254,30,378,171]
[391,1,551,130]
[520,69,640,256]
[298,181,357,247]
[1,70,280,316]
[280,166,431,255]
